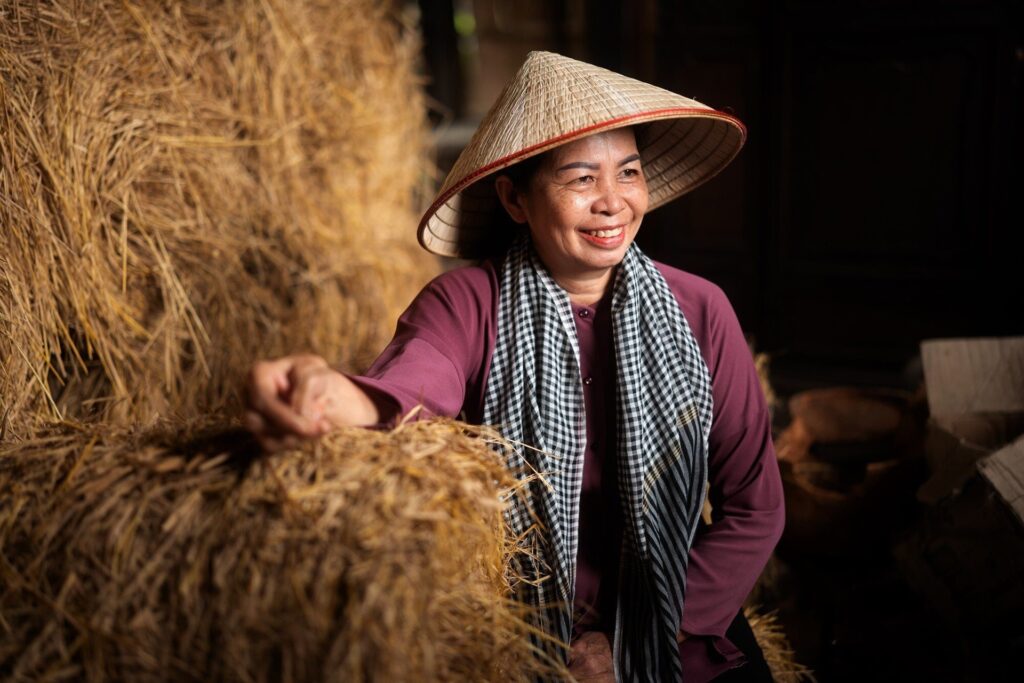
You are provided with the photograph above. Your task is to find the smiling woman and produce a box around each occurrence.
[245,52,782,683]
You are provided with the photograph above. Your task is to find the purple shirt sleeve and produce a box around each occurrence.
[347,263,497,423]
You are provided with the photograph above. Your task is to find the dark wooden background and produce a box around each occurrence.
[419,0,1023,384]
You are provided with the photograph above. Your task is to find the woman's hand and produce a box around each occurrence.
[244,354,379,451]
[568,630,615,682]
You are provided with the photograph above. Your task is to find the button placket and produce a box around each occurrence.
[575,306,597,391]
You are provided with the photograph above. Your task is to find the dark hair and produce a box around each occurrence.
[483,154,545,258]
[497,152,547,192]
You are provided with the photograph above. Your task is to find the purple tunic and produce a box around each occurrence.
[351,258,784,682]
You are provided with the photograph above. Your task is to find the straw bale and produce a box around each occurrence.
[0,0,437,434]
[0,418,562,682]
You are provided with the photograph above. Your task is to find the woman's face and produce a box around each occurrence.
[496,128,648,286]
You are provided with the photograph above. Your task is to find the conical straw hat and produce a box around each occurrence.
[418,51,747,258]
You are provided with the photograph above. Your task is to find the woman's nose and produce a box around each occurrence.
[592,178,626,215]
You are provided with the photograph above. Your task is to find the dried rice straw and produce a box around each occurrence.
[0,0,437,435]
[744,605,816,683]
[0,418,566,682]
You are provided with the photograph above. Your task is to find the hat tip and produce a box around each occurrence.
[525,50,560,63]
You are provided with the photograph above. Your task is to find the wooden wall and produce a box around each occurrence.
[420,0,1023,371]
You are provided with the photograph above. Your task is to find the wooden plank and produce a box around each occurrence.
[979,435,1024,528]
[921,337,1024,416]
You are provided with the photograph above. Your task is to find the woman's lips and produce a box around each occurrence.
[578,225,626,248]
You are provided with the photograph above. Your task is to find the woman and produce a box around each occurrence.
[245,52,784,683]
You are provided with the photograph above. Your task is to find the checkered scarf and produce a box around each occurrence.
[483,235,713,682]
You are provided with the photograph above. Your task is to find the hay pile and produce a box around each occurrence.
[0,419,560,682]
[0,2,574,679]
[0,0,437,435]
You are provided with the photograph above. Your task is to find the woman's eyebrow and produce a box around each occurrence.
[555,153,642,173]
[555,161,599,173]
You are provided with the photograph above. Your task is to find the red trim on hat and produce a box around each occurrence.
[417,107,747,246]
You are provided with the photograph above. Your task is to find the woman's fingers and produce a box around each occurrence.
[246,358,323,438]
[244,410,302,452]
[288,364,373,430]
[244,354,368,452]
[568,632,614,681]
[258,432,302,453]
[243,409,267,435]
[289,366,329,422]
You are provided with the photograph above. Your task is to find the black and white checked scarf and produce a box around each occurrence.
[483,235,713,682]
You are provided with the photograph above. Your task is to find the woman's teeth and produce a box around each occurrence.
[585,227,623,238]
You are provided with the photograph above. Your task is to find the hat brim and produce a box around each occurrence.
[418,108,745,258]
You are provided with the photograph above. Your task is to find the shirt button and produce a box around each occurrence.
[583,376,593,385]
[578,309,590,319]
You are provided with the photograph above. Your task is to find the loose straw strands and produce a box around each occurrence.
[0,419,563,682]
[744,606,816,683]
[0,0,437,435]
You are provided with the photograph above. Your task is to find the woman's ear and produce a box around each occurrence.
[494,175,529,224]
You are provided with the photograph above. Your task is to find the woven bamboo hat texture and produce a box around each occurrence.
[418,51,747,258]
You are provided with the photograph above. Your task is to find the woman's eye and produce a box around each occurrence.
[574,175,595,185]
[621,167,641,178]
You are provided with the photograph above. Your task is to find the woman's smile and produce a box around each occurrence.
[578,224,627,247]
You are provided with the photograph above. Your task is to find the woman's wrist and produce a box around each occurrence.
[323,371,380,427]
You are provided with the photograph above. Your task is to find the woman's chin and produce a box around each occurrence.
[584,235,633,259]
[575,248,629,273]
